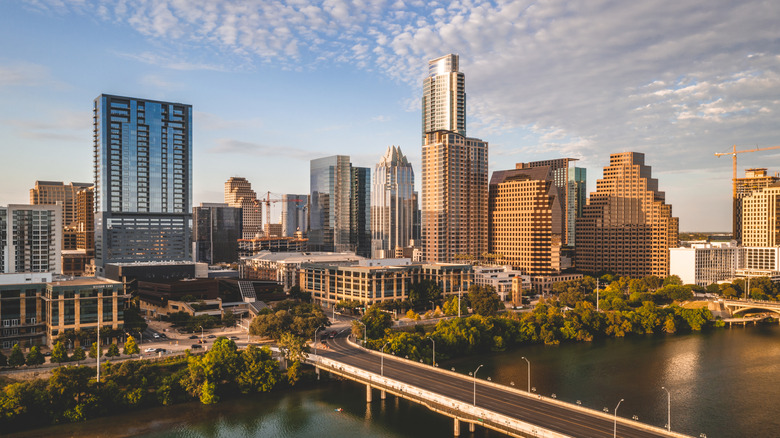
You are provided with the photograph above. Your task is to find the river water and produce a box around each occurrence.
[9,324,780,438]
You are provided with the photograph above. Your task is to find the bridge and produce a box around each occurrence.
[722,299,780,318]
[308,334,693,438]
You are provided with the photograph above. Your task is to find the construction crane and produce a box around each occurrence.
[261,192,306,234]
[715,145,780,198]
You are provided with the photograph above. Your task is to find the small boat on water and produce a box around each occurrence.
[334,408,343,412]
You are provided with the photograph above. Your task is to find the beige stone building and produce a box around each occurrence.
[741,183,780,246]
[225,177,262,239]
[575,152,678,277]
[734,168,779,244]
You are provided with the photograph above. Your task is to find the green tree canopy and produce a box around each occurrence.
[468,285,503,316]
[123,336,140,356]
[26,346,45,367]
[51,341,68,364]
[236,345,279,394]
[106,343,120,357]
[0,349,7,367]
[222,309,236,327]
[249,300,329,341]
[71,346,86,364]
[362,306,393,339]
[8,344,25,367]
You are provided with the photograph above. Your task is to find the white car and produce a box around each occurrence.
[144,347,156,353]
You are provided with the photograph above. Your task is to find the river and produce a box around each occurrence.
[8,324,780,437]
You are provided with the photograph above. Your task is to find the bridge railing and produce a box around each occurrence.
[343,336,692,438]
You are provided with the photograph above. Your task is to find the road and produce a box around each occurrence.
[319,334,687,438]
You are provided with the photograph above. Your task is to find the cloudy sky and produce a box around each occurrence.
[1,0,779,231]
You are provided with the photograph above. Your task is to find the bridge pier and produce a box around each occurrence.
[469,422,475,432]
[381,389,386,400]
[366,384,372,403]
[453,418,460,437]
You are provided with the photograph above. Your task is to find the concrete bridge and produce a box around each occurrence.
[722,299,780,318]
[308,335,693,438]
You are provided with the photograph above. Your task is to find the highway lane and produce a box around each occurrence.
[319,335,686,438]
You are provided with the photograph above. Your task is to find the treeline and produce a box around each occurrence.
[0,338,299,431]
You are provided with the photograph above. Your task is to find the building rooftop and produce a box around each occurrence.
[246,251,365,263]
[50,277,121,286]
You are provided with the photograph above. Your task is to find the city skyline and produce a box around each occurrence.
[1,1,780,231]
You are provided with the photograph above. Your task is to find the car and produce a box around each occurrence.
[155,348,167,353]
[152,333,160,339]
[190,344,202,349]
[189,335,198,339]
[144,347,156,353]
[230,336,239,340]
[207,334,216,339]
[329,332,336,339]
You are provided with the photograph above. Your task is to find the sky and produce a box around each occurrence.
[1,0,779,231]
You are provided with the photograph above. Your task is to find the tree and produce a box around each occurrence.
[51,341,68,364]
[89,342,98,359]
[123,335,140,356]
[8,344,25,367]
[409,280,443,309]
[237,345,279,394]
[277,332,308,385]
[0,349,6,367]
[106,343,120,358]
[663,275,683,286]
[26,346,45,367]
[468,285,503,316]
[222,309,236,327]
[71,346,87,364]
[362,306,393,339]
[250,300,329,340]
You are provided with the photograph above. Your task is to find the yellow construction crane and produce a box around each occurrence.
[715,145,780,198]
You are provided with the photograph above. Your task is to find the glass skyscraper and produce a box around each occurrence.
[93,94,192,269]
[371,146,416,258]
[192,203,242,264]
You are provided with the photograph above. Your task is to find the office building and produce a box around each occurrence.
[741,183,780,246]
[576,152,679,277]
[93,94,192,270]
[734,168,779,244]
[192,203,242,264]
[281,194,307,237]
[30,181,93,251]
[488,166,560,275]
[371,146,416,259]
[1,204,62,274]
[241,251,365,290]
[670,242,737,286]
[421,55,488,263]
[224,177,262,239]
[309,156,370,256]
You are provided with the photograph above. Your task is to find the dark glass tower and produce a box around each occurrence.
[93,94,193,269]
[192,203,242,264]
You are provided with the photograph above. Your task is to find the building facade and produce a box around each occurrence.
[281,194,308,237]
[93,94,192,270]
[669,242,737,286]
[575,152,679,277]
[224,177,262,240]
[734,168,779,245]
[241,251,365,291]
[192,203,242,264]
[30,181,93,251]
[488,166,560,275]
[1,204,62,274]
[351,166,371,257]
[421,55,488,263]
[371,146,416,259]
[741,184,780,247]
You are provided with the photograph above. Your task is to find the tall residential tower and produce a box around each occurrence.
[371,146,416,258]
[93,94,192,270]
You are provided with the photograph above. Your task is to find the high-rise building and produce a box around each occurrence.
[93,94,192,270]
[741,183,780,246]
[30,181,93,251]
[371,146,416,258]
[734,168,779,244]
[1,204,62,274]
[422,54,466,138]
[192,203,242,264]
[515,159,586,247]
[421,55,488,263]
[281,194,308,237]
[575,152,679,277]
[488,166,560,275]
[351,166,371,258]
[224,177,262,240]
[309,156,370,255]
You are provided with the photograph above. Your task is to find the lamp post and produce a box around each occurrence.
[426,336,435,366]
[596,279,600,312]
[471,364,484,406]
[357,321,367,345]
[614,398,624,438]
[314,326,324,355]
[381,342,390,376]
[521,356,530,393]
[198,326,203,344]
[661,387,671,432]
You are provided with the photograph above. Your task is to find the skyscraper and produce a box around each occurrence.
[575,152,679,277]
[422,54,466,138]
[421,55,488,263]
[309,156,370,255]
[1,204,62,274]
[30,181,93,251]
[281,194,308,237]
[734,168,779,245]
[489,166,560,275]
[224,177,262,239]
[741,183,780,246]
[93,94,192,270]
[192,203,242,264]
[371,146,416,259]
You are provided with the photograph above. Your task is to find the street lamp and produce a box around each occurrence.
[314,326,324,355]
[381,341,390,376]
[521,356,531,393]
[614,398,624,438]
[426,336,435,366]
[357,321,367,344]
[470,364,484,406]
[661,387,671,432]
[198,326,204,344]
